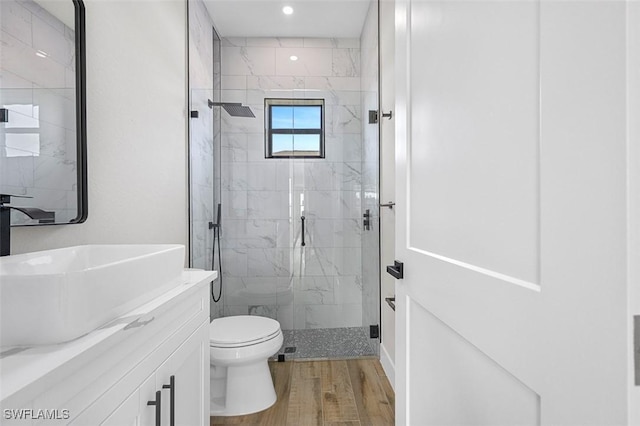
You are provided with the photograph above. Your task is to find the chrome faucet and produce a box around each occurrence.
[0,194,55,256]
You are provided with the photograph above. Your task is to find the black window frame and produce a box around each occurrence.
[265,98,325,159]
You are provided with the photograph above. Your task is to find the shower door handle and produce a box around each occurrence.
[301,216,306,247]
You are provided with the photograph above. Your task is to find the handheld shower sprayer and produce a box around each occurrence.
[210,203,222,303]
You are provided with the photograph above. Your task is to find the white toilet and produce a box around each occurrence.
[209,315,283,416]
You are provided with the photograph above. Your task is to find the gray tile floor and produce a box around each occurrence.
[273,327,378,360]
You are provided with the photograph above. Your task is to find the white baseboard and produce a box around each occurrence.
[379,343,395,391]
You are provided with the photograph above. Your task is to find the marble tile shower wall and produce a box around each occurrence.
[220,37,365,330]
[360,0,381,336]
[0,0,77,223]
[189,0,222,319]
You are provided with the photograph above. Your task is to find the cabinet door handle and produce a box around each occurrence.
[301,216,306,247]
[162,375,175,426]
[147,390,161,426]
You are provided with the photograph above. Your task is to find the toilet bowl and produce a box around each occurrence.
[209,315,283,416]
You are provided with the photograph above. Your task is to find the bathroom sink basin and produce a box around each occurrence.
[0,244,185,347]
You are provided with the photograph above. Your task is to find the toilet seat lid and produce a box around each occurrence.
[209,315,281,346]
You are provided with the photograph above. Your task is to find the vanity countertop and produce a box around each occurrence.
[0,269,217,402]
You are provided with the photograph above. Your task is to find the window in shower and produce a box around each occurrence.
[265,98,325,158]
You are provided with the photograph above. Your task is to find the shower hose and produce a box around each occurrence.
[211,222,222,303]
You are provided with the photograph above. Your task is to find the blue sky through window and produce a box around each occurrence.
[272,134,320,154]
[271,106,321,129]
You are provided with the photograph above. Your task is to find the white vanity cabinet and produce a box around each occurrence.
[0,270,214,426]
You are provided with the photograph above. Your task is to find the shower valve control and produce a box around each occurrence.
[363,209,371,231]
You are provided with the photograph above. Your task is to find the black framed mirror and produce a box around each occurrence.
[0,0,87,226]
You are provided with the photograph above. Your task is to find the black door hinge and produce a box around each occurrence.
[370,325,379,339]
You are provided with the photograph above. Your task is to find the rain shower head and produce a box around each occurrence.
[208,100,255,118]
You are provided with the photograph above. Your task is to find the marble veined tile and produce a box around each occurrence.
[293,276,334,305]
[247,248,291,277]
[333,275,363,304]
[248,305,277,319]
[221,75,247,90]
[303,218,334,248]
[332,49,360,77]
[220,89,247,104]
[275,47,332,77]
[246,133,268,161]
[301,247,338,277]
[222,46,275,76]
[1,30,65,88]
[222,162,248,190]
[1,0,33,46]
[334,247,362,276]
[303,161,336,191]
[276,219,292,248]
[332,105,362,135]
[247,190,289,219]
[222,219,277,249]
[221,190,248,219]
[333,219,362,248]
[304,76,361,91]
[221,133,248,163]
[246,162,277,191]
[32,14,74,68]
[324,134,362,163]
[246,75,305,90]
[276,303,294,329]
[303,304,364,329]
[33,155,75,191]
[303,190,338,219]
[335,162,362,191]
[221,248,248,277]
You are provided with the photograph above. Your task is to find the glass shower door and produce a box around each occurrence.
[282,83,378,359]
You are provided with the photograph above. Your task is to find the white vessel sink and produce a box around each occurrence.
[0,244,185,347]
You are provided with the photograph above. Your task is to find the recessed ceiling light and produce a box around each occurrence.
[282,6,293,15]
[35,50,48,58]
[289,55,298,61]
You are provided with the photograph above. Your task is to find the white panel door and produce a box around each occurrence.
[394,0,632,424]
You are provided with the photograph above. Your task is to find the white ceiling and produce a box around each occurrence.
[202,0,372,38]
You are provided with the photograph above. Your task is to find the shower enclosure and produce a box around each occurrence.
[189,0,380,359]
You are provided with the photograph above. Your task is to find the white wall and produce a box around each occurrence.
[379,0,396,385]
[11,0,189,256]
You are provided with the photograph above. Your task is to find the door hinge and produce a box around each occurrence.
[370,325,379,339]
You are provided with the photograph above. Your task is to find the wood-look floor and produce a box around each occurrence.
[210,359,395,426]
